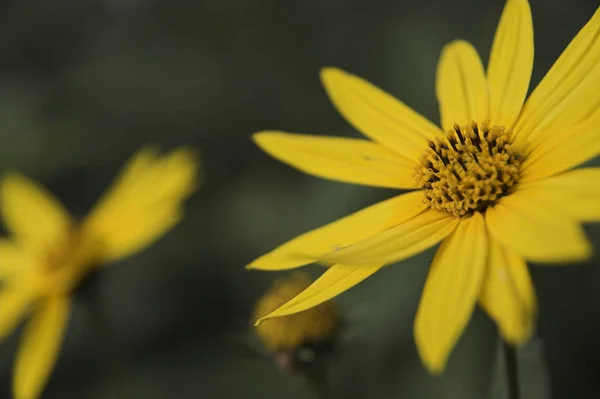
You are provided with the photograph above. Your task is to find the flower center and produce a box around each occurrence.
[45,232,83,273]
[39,229,100,294]
[414,122,521,217]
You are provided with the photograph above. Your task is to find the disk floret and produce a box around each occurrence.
[414,121,521,216]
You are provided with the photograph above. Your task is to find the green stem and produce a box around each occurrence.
[503,341,520,399]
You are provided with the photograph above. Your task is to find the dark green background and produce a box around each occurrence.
[0,0,598,398]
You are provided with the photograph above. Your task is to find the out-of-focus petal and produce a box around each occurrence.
[479,238,536,344]
[0,174,71,253]
[517,168,600,221]
[415,213,487,373]
[519,114,600,183]
[512,8,600,151]
[83,147,199,263]
[13,295,70,399]
[486,193,592,263]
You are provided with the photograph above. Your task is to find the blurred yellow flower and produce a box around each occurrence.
[253,272,339,375]
[253,272,339,353]
[249,0,600,373]
[0,146,199,399]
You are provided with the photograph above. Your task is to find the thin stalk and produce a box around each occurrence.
[503,341,520,399]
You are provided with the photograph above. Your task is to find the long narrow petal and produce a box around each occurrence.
[88,147,198,218]
[253,132,418,189]
[479,238,536,344]
[320,68,441,160]
[96,146,160,196]
[0,289,31,341]
[519,114,600,183]
[14,296,70,399]
[320,209,459,265]
[486,193,592,263]
[0,239,35,280]
[436,41,490,130]
[255,263,383,324]
[247,191,428,270]
[512,8,600,151]
[414,212,488,373]
[487,0,534,129]
[515,168,600,222]
[96,208,183,262]
[83,147,199,263]
[0,174,71,253]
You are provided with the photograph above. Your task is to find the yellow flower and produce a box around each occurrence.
[249,0,600,373]
[253,273,339,352]
[0,146,199,399]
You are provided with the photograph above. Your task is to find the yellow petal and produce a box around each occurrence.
[83,147,199,263]
[149,148,200,201]
[0,173,71,253]
[515,168,600,222]
[0,239,35,279]
[486,192,592,263]
[0,288,31,341]
[487,0,533,129]
[320,68,441,161]
[436,40,490,130]
[414,212,488,373]
[100,209,183,263]
[253,132,418,189]
[320,209,459,265]
[255,263,382,324]
[512,7,600,151]
[479,238,536,345]
[14,295,70,399]
[248,191,428,270]
[519,114,600,183]
[100,146,160,195]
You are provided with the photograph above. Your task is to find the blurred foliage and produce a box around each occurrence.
[0,0,599,398]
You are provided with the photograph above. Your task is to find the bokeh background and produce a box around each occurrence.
[0,0,599,398]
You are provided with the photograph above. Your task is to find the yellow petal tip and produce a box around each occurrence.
[252,131,278,146]
[172,146,201,167]
[319,67,346,84]
[442,39,471,53]
[416,340,448,375]
[426,364,445,375]
[1,172,26,192]
[136,143,161,154]
[416,340,450,375]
